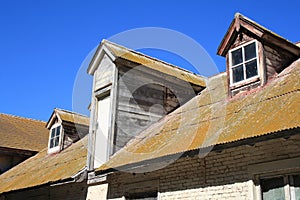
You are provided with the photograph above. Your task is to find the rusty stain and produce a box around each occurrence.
[97,59,300,172]
[102,40,207,88]
[54,108,89,127]
[0,136,87,193]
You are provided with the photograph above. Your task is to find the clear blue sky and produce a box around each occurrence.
[1,0,299,121]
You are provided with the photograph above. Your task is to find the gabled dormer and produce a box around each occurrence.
[46,108,89,154]
[87,40,206,169]
[217,13,300,96]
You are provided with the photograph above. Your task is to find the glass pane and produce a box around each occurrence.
[51,129,55,138]
[50,138,54,148]
[293,175,300,200]
[54,137,59,147]
[55,126,61,136]
[245,42,257,61]
[232,65,244,83]
[261,177,285,200]
[231,48,243,66]
[245,59,258,78]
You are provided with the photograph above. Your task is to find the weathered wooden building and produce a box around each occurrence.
[0,113,48,174]
[0,109,90,200]
[86,40,206,170]
[0,13,299,200]
[86,13,300,200]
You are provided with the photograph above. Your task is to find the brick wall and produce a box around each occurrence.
[106,132,300,199]
[2,182,87,200]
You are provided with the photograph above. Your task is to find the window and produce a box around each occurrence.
[48,124,62,153]
[260,174,300,200]
[126,191,157,200]
[229,40,259,85]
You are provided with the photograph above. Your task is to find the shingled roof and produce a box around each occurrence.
[96,58,300,173]
[0,136,87,194]
[0,114,48,152]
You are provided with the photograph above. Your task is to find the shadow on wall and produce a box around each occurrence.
[106,130,300,199]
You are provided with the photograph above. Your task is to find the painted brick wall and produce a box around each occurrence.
[107,132,300,199]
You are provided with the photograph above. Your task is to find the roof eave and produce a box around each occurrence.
[87,40,117,75]
[217,13,300,57]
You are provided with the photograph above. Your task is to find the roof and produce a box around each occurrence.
[0,136,87,194]
[87,40,206,88]
[97,58,300,172]
[217,13,300,57]
[0,113,49,152]
[46,108,90,129]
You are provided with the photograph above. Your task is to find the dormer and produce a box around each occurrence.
[217,13,300,96]
[46,108,89,154]
[87,40,206,169]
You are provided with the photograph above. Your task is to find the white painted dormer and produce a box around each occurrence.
[46,108,89,154]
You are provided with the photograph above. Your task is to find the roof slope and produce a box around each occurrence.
[97,59,300,172]
[0,114,48,152]
[88,40,206,88]
[46,108,90,129]
[0,136,87,194]
[55,108,89,126]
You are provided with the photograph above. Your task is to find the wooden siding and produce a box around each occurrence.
[62,122,89,150]
[263,44,295,80]
[113,64,198,153]
[226,28,297,96]
[94,54,115,92]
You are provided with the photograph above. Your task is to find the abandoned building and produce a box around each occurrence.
[0,108,89,199]
[0,13,300,200]
[0,113,48,174]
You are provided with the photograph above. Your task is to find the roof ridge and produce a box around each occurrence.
[0,112,46,123]
[103,40,207,79]
[54,108,89,118]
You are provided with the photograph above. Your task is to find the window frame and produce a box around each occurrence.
[229,40,260,87]
[259,172,300,200]
[47,123,63,154]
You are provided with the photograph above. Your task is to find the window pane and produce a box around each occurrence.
[245,59,258,78]
[231,48,243,66]
[55,126,61,136]
[232,65,244,83]
[261,177,285,200]
[50,138,54,148]
[54,137,59,147]
[293,175,300,200]
[245,42,256,61]
[51,129,56,138]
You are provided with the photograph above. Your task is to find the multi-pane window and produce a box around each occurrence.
[49,125,61,149]
[260,174,300,200]
[229,40,259,84]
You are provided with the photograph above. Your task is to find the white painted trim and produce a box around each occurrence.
[229,40,260,87]
[87,44,116,75]
[47,123,63,154]
[249,157,300,200]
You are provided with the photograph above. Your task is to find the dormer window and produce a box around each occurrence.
[48,123,62,153]
[229,40,259,85]
[46,108,89,154]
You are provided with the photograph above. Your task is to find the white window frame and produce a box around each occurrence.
[47,123,63,154]
[258,172,300,200]
[229,40,260,87]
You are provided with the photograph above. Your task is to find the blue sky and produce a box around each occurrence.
[0,0,299,121]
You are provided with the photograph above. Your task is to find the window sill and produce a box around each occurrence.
[229,76,260,90]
